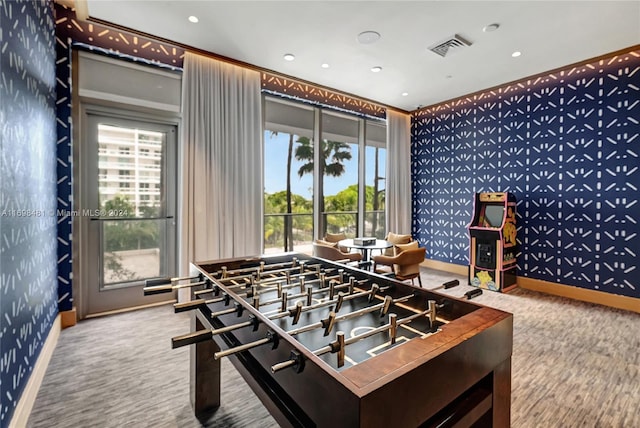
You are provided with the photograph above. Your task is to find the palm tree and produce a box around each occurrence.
[295,137,352,236]
[284,133,295,251]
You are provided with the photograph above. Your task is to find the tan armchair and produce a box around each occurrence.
[313,241,363,264]
[323,232,348,252]
[383,232,413,256]
[372,246,426,287]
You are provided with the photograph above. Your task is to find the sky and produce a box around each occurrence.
[263,131,385,198]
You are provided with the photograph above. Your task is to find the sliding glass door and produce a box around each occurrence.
[263,100,315,253]
[364,121,386,238]
[84,113,177,314]
[320,111,359,237]
[263,97,386,253]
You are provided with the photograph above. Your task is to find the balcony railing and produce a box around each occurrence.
[263,210,386,253]
[264,212,314,254]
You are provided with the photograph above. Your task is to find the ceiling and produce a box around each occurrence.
[82,1,640,112]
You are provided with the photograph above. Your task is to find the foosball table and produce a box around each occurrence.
[145,253,513,427]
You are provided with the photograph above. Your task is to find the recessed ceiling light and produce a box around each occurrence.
[188,16,199,23]
[402,92,409,97]
[483,23,500,32]
[283,53,295,61]
[357,31,381,44]
[371,66,382,73]
[321,63,330,69]
[512,51,522,58]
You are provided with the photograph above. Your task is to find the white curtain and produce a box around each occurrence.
[180,52,262,275]
[385,109,412,234]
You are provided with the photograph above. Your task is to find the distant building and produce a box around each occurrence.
[97,124,163,214]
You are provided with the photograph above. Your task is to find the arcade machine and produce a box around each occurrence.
[468,192,518,292]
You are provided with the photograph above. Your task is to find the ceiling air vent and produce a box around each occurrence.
[428,34,472,57]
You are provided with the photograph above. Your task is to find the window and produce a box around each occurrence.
[263,99,314,253]
[77,50,180,315]
[364,121,386,238]
[263,96,386,254]
[321,111,359,237]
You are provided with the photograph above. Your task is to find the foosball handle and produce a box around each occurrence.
[174,299,207,313]
[171,329,213,349]
[322,311,337,337]
[291,301,304,325]
[465,288,483,300]
[271,351,305,374]
[443,279,460,289]
[143,284,173,295]
[145,277,172,287]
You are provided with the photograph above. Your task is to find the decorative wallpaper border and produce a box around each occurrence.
[262,73,387,119]
[55,4,184,68]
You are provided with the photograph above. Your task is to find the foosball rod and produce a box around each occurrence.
[215,260,321,281]
[256,261,322,279]
[190,281,385,331]
[143,280,209,295]
[271,314,397,373]
[232,270,350,300]
[213,303,407,363]
[145,274,202,286]
[213,331,279,360]
[173,294,228,312]
[253,277,372,316]
[265,284,385,325]
[255,277,370,309]
[204,262,320,287]
[210,265,331,290]
[171,315,261,348]
[287,294,409,337]
[191,271,354,309]
[318,300,436,361]
[172,286,381,348]
[173,285,402,347]
[273,300,437,372]
[207,258,300,279]
[274,301,437,371]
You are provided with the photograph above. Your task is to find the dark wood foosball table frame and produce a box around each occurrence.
[171,253,513,428]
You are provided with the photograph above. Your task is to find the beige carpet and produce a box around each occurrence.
[28,268,639,427]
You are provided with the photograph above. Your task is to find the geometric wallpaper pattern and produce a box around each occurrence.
[412,48,640,299]
[0,0,59,424]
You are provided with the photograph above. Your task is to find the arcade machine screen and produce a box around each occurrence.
[482,205,505,228]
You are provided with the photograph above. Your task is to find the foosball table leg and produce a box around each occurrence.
[492,357,512,428]
[191,313,221,422]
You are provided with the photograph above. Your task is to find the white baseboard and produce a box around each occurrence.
[9,314,61,428]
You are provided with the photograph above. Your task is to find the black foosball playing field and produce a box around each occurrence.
[146,253,513,428]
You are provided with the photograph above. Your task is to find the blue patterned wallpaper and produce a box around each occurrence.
[412,49,640,299]
[55,13,73,313]
[0,0,58,424]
